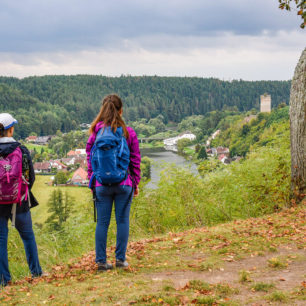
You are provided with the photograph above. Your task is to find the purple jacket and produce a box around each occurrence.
[86,122,141,188]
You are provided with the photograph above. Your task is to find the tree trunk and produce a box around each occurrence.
[290,48,306,201]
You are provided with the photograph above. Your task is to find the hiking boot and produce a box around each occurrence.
[116,260,129,268]
[1,281,11,287]
[32,271,49,279]
[97,262,113,271]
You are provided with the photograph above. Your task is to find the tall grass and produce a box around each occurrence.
[131,145,290,234]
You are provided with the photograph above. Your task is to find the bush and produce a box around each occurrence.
[132,144,290,233]
[54,171,68,185]
[140,157,151,181]
[177,138,192,154]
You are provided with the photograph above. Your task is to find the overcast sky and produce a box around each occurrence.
[0,0,304,80]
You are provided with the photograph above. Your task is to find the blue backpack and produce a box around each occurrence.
[89,126,130,187]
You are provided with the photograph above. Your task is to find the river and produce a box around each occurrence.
[140,147,198,189]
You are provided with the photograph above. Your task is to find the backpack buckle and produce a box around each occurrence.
[4,164,12,171]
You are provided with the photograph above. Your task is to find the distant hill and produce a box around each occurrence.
[0,75,290,138]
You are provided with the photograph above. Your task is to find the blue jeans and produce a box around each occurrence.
[0,211,42,286]
[95,185,133,263]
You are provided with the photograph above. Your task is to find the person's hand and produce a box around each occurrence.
[134,187,139,197]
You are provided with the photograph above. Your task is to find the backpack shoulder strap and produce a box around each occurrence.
[18,145,30,180]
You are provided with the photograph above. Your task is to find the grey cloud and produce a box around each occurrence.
[0,0,303,53]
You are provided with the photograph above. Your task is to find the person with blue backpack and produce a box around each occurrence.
[0,113,43,286]
[86,94,141,271]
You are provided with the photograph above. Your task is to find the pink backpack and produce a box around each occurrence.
[0,147,28,205]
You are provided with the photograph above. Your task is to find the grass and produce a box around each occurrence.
[139,141,164,149]
[31,175,91,223]
[266,290,289,302]
[239,270,251,283]
[133,142,291,235]
[188,280,211,292]
[267,256,288,269]
[183,146,195,156]
[23,143,53,153]
[251,282,275,292]
[1,204,304,305]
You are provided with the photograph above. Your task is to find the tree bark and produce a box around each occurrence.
[290,48,306,201]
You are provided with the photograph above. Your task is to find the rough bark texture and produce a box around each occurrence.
[290,48,306,201]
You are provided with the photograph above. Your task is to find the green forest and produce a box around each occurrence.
[0,75,290,138]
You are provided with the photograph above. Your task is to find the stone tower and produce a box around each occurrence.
[260,94,271,113]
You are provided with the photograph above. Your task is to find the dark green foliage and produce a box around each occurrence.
[198,158,224,176]
[212,107,289,157]
[177,138,192,154]
[0,76,290,139]
[46,189,74,231]
[48,130,88,157]
[54,171,68,185]
[197,146,208,160]
[140,157,151,181]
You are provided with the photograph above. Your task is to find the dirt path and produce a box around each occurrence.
[149,246,306,305]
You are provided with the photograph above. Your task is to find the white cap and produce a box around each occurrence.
[0,113,18,130]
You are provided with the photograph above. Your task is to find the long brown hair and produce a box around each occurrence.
[89,94,129,139]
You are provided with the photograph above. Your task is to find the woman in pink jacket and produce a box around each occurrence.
[86,94,141,271]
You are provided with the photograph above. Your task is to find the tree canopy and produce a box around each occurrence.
[0,75,291,139]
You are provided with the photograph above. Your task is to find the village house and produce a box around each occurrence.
[218,154,231,164]
[49,160,68,171]
[74,157,87,168]
[61,157,76,166]
[70,167,88,186]
[35,136,52,145]
[75,149,86,156]
[61,156,86,167]
[79,123,91,129]
[33,162,51,174]
[67,150,77,157]
[216,146,230,157]
[163,131,196,146]
[208,146,230,157]
[67,149,86,157]
[25,135,37,143]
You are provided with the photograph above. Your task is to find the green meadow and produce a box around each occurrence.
[31,176,91,223]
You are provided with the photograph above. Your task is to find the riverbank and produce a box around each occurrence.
[140,147,198,189]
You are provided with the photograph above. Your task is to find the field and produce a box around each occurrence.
[23,143,53,154]
[31,176,92,223]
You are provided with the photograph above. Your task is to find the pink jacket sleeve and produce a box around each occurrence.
[127,127,141,188]
[86,130,97,180]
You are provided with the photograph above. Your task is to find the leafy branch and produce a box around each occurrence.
[278,0,306,28]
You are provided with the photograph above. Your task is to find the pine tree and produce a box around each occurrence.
[197,146,208,160]
[46,189,74,231]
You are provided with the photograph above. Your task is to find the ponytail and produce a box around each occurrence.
[89,94,129,139]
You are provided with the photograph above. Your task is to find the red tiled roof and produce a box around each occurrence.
[218,154,226,161]
[216,147,229,154]
[71,167,88,181]
[34,162,50,170]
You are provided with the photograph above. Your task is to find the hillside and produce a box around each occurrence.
[1,205,305,305]
[0,75,290,138]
